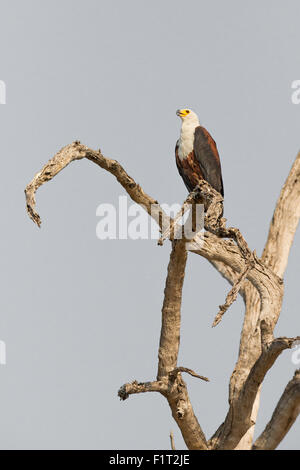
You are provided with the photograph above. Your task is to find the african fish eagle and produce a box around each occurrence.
[175,109,224,199]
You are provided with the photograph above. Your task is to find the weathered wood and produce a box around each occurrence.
[25,143,300,450]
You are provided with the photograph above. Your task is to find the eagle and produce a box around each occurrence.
[175,109,224,200]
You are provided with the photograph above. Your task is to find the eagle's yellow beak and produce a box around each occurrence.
[176,109,190,118]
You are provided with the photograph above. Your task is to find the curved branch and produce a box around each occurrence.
[209,337,299,449]
[25,141,270,329]
[224,151,300,448]
[25,141,171,231]
[253,369,300,450]
[262,151,300,278]
[25,142,209,450]
[25,142,299,451]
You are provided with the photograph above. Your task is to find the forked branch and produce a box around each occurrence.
[24,142,300,450]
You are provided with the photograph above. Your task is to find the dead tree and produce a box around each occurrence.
[25,141,300,450]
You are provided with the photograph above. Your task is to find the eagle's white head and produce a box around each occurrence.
[176,108,199,126]
[176,108,200,160]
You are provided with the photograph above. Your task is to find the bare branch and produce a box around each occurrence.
[189,169,292,448]
[210,337,300,449]
[161,180,261,328]
[170,431,176,450]
[262,151,300,278]
[212,265,251,327]
[25,142,209,450]
[169,367,209,382]
[25,142,275,332]
[157,240,187,379]
[118,239,208,449]
[155,240,208,450]
[25,141,171,232]
[158,182,213,246]
[25,142,300,450]
[165,373,208,450]
[222,151,300,449]
[190,231,283,335]
[158,201,188,245]
[208,259,239,288]
[118,380,167,400]
[253,370,300,450]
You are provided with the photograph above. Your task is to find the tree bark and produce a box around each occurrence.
[25,143,300,450]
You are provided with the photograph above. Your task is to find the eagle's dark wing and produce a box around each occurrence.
[193,126,224,196]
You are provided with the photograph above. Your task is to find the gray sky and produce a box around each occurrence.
[0,0,299,449]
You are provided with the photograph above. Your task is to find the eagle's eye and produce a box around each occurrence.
[185,110,190,114]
